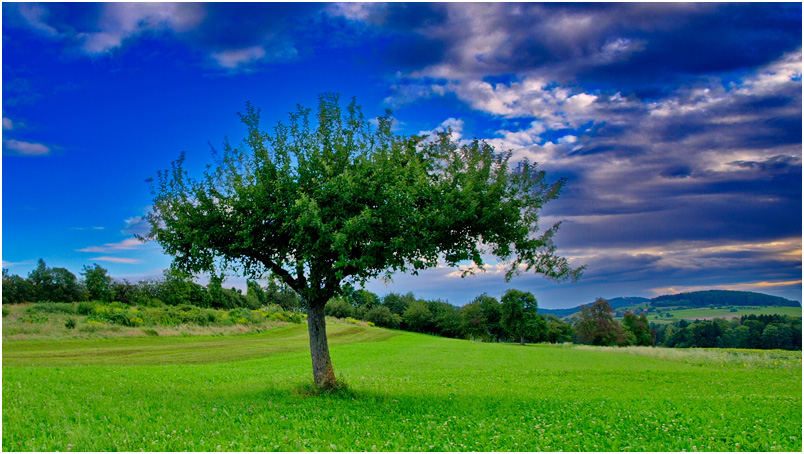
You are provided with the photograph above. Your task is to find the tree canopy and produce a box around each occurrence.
[145,93,581,387]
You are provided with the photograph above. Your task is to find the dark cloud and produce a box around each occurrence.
[369,3,800,97]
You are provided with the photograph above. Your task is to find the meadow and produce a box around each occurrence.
[642,306,802,324]
[3,321,801,452]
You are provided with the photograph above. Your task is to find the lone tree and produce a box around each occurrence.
[145,93,582,389]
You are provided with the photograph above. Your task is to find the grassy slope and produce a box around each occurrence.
[3,324,802,452]
[646,306,802,324]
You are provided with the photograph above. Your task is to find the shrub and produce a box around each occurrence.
[2,307,8,317]
[107,312,132,326]
[65,318,77,329]
[142,328,159,336]
[325,298,354,319]
[365,306,400,329]
[228,307,255,324]
[77,301,95,315]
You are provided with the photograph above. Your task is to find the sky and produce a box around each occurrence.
[2,2,801,309]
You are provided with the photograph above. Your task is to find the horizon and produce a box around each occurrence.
[3,3,802,309]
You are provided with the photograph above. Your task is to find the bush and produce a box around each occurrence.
[228,307,256,325]
[142,328,159,336]
[65,318,77,329]
[77,301,95,315]
[365,306,401,329]
[2,307,8,318]
[325,298,354,319]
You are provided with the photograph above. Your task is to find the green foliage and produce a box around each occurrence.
[2,306,8,317]
[144,94,581,387]
[27,259,83,303]
[656,314,801,350]
[459,300,489,340]
[574,298,624,346]
[543,314,573,343]
[64,318,77,329]
[77,301,95,315]
[500,289,543,344]
[621,311,653,346]
[81,264,113,302]
[324,298,354,319]
[2,269,33,304]
[365,306,401,329]
[401,299,432,333]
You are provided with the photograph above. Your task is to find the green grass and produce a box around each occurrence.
[646,306,802,324]
[3,324,801,451]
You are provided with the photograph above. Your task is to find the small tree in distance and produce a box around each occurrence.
[81,263,113,302]
[500,289,543,345]
[145,93,582,389]
[574,298,623,346]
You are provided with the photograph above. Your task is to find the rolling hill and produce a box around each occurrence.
[541,290,800,319]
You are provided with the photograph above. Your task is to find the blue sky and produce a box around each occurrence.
[2,2,801,308]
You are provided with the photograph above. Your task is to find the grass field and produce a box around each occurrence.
[3,323,802,451]
[645,306,802,324]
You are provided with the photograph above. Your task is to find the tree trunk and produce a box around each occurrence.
[520,335,525,345]
[306,301,337,389]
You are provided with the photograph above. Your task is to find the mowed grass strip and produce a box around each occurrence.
[3,326,802,452]
[2,324,396,366]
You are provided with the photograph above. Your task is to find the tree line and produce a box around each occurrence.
[2,259,301,311]
[653,314,802,350]
[4,260,799,351]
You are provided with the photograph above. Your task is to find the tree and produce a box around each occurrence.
[500,289,543,345]
[324,297,354,319]
[621,311,653,346]
[476,293,505,341]
[81,263,113,302]
[544,315,573,343]
[431,301,462,338]
[458,301,487,340]
[145,94,581,388]
[2,269,32,304]
[402,299,432,333]
[365,305,401,329]
[28,259,82,302]
[574,298,623,346]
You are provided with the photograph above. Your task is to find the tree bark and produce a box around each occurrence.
[520,335,525,346]
[306,301,337,389]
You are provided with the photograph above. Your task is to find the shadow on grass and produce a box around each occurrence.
[292,375,359,399]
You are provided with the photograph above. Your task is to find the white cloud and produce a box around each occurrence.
[123,216,151,236]
[79,3,205,54]
[77,238,143,253]
[16,3,59,36]
[3,118,14,130]
[325,2,385,22]
[418,117,465,143]
[90,257,143,264]
[4,139,50,156]
[210,46,268,69]
[2,260,35,269]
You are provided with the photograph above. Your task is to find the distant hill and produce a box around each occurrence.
[540,296,648,317]
[540,290,800,318]
[650,290,800,308]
